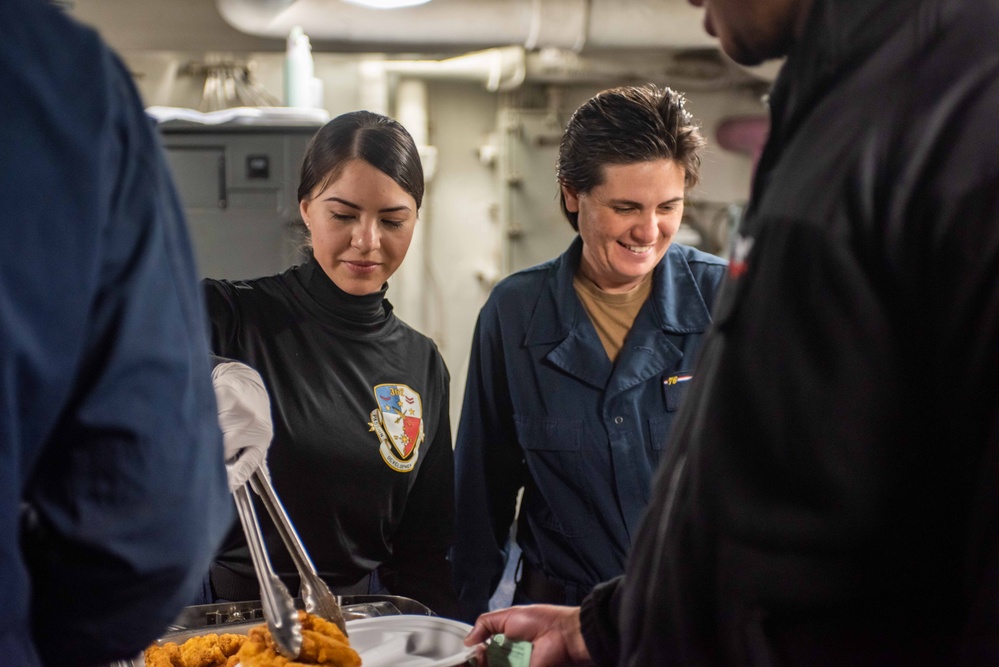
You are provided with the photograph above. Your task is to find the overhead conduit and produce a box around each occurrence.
[215,0,717,52]
[216,0,770,96]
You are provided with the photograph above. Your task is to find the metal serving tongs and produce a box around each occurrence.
[249,466,349,636]
[232,483,303,658]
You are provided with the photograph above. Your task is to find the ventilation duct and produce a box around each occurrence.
[216,0,716,52]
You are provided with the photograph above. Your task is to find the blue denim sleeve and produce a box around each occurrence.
[0,10,232,661]
[450,297,526,623]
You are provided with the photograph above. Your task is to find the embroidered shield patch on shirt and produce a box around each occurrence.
[369,383,425,472]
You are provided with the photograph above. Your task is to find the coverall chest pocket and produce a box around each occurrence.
[648,372,693,464]
[661,372,693,412]
[515,416,596,538]
[648,417,670,451]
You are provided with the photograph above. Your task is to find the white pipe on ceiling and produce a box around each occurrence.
[378,47,526,92]
[215,0,716,51]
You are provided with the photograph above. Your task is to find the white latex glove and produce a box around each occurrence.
[212,361,273,492]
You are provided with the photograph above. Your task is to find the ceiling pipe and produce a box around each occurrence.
[215,0,716,52]
[358,45,754,112]
[523,48,756,91]
[377,47,526,92]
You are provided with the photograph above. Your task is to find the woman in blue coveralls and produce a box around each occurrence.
[450,85,728,621]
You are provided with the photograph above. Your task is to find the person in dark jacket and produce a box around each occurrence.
[0,0,233,665]
[202,111,458,617]
[450,85,727,622]
[465,0,999,664]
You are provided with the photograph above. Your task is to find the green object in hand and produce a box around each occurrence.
[485,633,533,667]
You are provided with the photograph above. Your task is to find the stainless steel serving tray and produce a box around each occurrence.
[112,594,432,667]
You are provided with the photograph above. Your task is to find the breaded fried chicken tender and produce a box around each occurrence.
[216,633,245,657]
[144,633,245,667]
[238,611,361,667]
[145,642,181,667]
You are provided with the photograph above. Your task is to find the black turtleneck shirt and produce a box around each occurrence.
[203,257,456,616]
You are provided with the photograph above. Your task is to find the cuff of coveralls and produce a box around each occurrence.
[579,576,623,666]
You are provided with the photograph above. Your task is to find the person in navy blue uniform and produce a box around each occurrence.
[0,1,232,665]
[465,0,999,664]
[450,85,727,622]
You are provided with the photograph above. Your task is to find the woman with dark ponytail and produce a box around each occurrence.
[203,111,457,617]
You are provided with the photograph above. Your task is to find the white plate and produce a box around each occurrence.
[345,616,476,667]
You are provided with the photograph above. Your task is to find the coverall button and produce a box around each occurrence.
[614,416,623,424]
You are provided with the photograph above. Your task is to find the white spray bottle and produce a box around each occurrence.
[284,26,315,108]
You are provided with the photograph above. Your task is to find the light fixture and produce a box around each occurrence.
[340,0,432,8]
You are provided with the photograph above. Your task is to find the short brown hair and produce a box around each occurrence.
[557,85,705,231]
